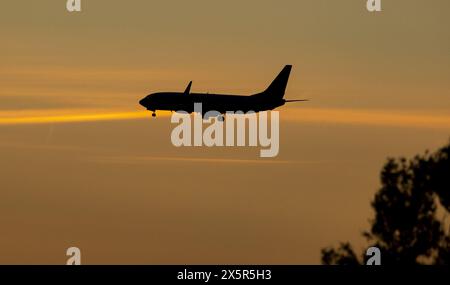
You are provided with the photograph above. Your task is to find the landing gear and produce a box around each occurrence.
[152,111,156,117]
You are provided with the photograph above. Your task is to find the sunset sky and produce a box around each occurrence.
[1,0,449,264]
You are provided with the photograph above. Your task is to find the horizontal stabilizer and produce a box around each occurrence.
[285,99,309,102]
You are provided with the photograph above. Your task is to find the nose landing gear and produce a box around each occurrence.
[152,111,156,117]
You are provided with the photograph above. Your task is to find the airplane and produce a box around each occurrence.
[139,65,307,119]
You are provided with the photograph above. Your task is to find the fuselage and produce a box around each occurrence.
[139,92,286,114]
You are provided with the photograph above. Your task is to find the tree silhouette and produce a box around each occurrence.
[321,141,450,265]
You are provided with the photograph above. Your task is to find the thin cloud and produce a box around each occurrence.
[0,107,449,130]
[89,155,307,165]
[0,109,153,125]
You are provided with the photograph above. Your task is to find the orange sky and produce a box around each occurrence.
[1,0,449,264]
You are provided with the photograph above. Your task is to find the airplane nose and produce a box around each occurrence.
[139,98,146,107]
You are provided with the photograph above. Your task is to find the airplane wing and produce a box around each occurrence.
[184,81,192,95]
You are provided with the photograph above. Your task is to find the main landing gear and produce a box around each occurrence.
[152,111,156,117]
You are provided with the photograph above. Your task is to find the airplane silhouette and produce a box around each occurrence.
[139,65,307,118]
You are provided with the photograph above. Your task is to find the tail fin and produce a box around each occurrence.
[262,65,292,99]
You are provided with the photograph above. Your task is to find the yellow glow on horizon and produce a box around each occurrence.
[0,107,449,130]
[0,109,170,125]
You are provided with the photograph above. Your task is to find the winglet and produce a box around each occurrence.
[184,81,192,94]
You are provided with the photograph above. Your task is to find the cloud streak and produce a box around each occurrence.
[0,109,151,125]
[0,107,449,130]
[90,155,304,165]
